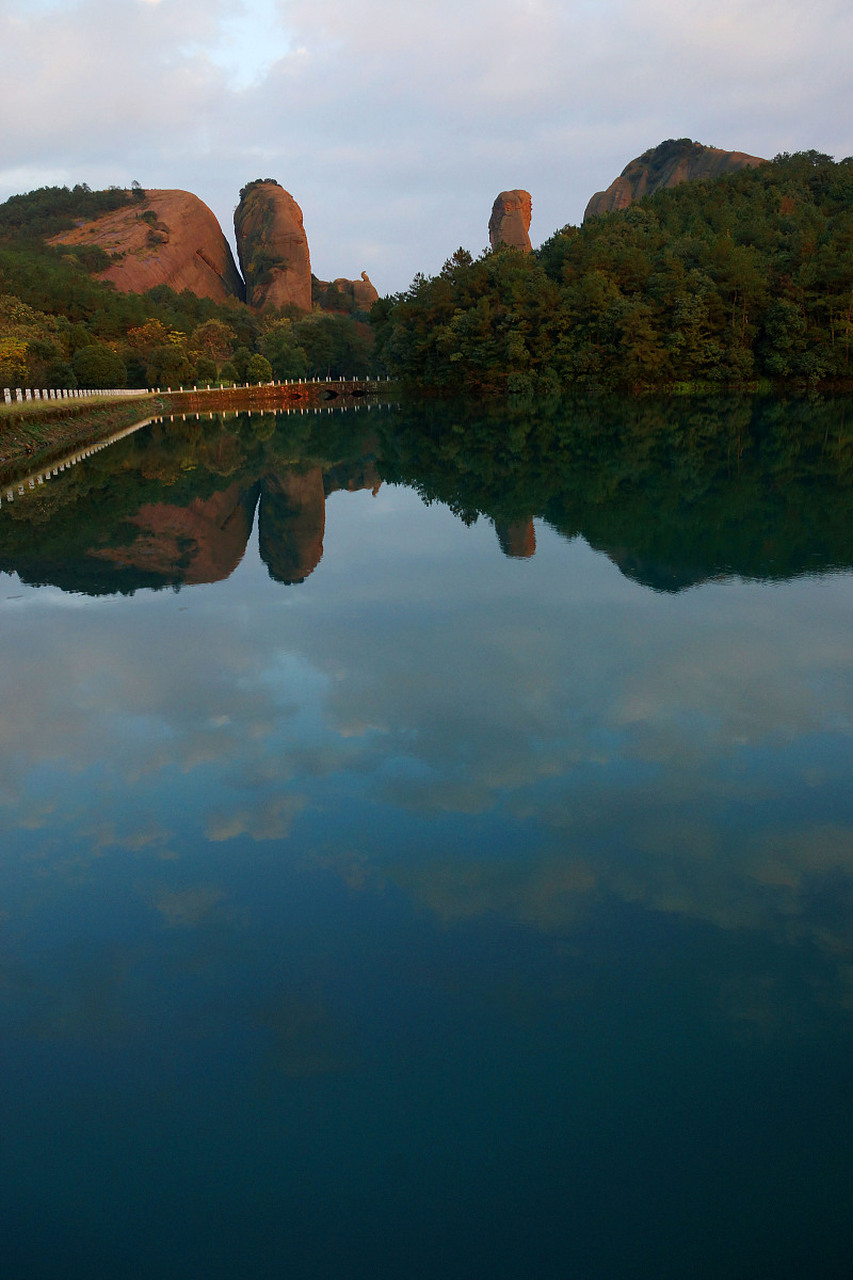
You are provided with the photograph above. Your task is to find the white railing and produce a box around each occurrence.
[3,387,144,404]
[3,377,396,405]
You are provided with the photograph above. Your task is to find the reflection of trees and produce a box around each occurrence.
[378,396,853,588]
[0,411,385,595]
[5,397,853,595]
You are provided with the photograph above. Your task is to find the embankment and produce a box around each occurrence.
[0,381,393,485]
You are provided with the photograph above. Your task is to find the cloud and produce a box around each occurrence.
[2,0,853,289]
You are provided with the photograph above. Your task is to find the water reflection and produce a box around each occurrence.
[0,408,384,593]
[1,397,853,1278]
[3,395,853,594]
[379,393,853,587]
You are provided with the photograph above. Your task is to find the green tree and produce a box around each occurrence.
[147,344,195,387]
[72,344,127,388]
[246,353,273,383]
[189,318,237,367]
[259,321,308,380]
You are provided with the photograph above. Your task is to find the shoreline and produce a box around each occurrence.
[0,380,393,485]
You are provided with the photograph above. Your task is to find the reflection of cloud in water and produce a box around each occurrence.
[384,817,853,973]
[3,497,853,1028]
[85,821,173,853]
[390,854,597,928]
[205,794,306,843]
[19,944,130,1046]
[153,885,226,928]
[16,799,57,830]
[253,990,352,1078]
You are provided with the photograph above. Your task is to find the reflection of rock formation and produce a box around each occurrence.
[259,468,327,584]
[488,190,532,252]
[0,425,385,595]
[495,519,536,559]
[234,181,313,312]
[258,458,383,585]
[91,482,261,585]
[584,139,766,220]
[92,457,384,591]
[50,189,245,304]
[325,457,382,498]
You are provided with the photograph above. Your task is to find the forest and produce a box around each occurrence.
[374,151,853,395]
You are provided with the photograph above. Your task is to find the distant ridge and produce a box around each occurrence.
[584,138,766,221]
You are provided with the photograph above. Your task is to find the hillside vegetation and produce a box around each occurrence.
[374,152,853,394]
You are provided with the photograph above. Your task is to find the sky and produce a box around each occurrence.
[1,0,853,294]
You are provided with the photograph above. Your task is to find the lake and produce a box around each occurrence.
[1,395,853,1279]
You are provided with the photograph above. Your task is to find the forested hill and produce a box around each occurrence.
[373,151,853,394]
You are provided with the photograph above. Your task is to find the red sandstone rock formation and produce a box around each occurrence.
[584,139,766,220]
[259,467,326,583]
[349,272,380,310]
[314,271,379,312]
[50,190,244,304]
[488,190,533,252]
[234,181,313,312]
[90,482,259,584]
[495,519,536,559]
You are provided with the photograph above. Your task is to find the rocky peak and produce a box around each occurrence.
[234,181,313,312]
[488,190,532,252]
[584,139,766,220]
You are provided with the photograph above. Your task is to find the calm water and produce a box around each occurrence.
[2,397,853,1279]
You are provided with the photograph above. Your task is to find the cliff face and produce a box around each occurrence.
[50,190,245,303]
[584,139,766,221]
[234,182,313,312]
[488,190,532,252]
